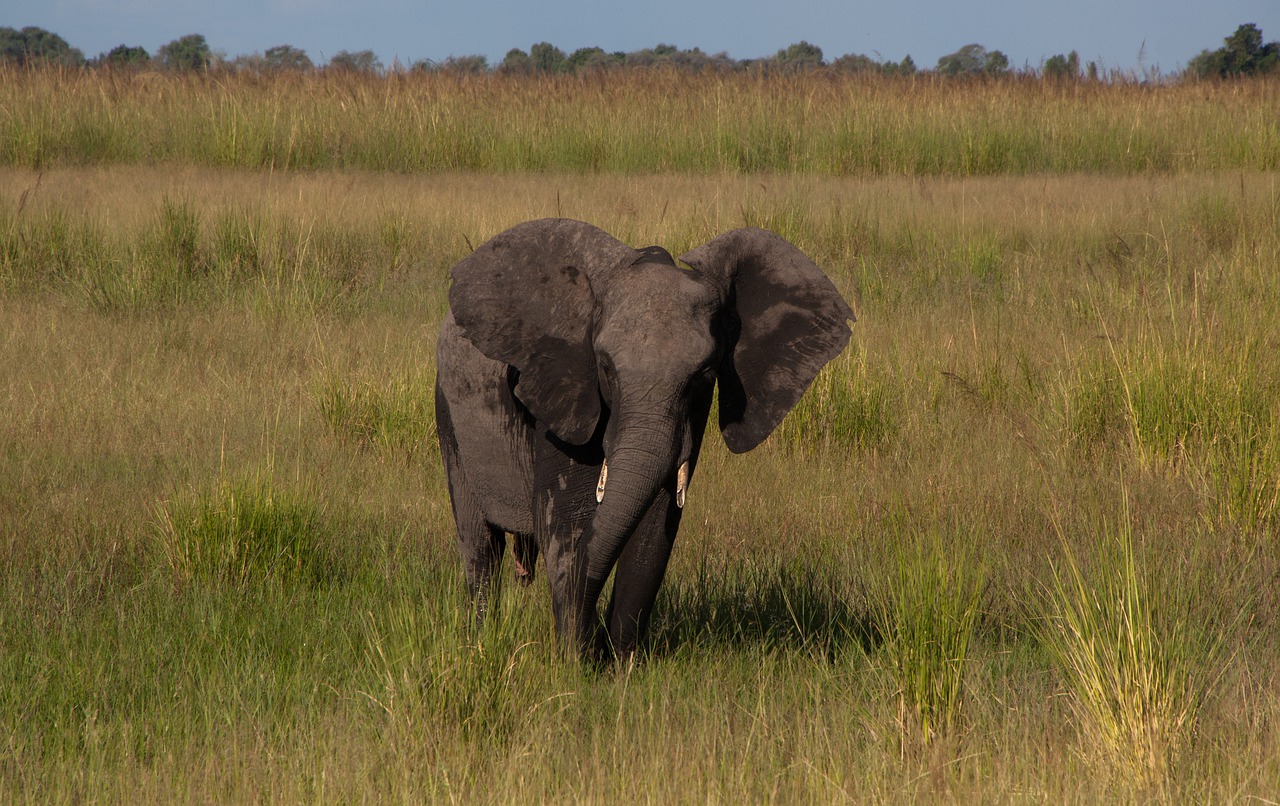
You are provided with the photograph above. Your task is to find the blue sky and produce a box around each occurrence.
[7,0,1279,72]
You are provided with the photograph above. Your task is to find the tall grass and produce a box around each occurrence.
[316,371,438,460]
[1038,498,1234,793]
[2,167,1279,800]
[156,473,339,588]
[871,528,985,750]
[3,66,1279,174]
[774,347,898,453]
[1065,328,1280,530]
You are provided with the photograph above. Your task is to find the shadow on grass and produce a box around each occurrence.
[645,561,878,661]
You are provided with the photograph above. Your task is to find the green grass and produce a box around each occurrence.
[316,372,438,460]
[2,162,1279,800]
[871,526,985,750]
[774,347,898,453]
[4,67,1280,175]
[1038,496,1236,794]
[155,473,341,588]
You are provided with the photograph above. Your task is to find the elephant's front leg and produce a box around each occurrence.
[532,446,608,657]
[605,488,683,658]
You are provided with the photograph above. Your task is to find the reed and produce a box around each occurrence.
[3,66,1278,174]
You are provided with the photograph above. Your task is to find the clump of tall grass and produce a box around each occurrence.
[316,372,438,460]
[155,474,338,588]
[1037,502,1232,792]
[776,349,897,453]
[1064,334,1280,530]
[870,527,986,749]
[359,591,553,752]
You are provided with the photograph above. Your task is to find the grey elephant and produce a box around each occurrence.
[435,218,855,659]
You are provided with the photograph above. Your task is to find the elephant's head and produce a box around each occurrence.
[448,218,854,648]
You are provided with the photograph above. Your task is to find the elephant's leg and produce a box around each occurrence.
[456,511,508,626]
[604,490,683,658]
[438,380,510,625]
[511,531,538,586]
[535,483,602,656]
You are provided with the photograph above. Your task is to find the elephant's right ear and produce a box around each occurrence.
[448,219,633,445]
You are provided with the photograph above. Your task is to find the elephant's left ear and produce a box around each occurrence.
[679,228,855,454]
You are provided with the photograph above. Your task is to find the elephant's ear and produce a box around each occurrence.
[679,228,856,454]
[449,219,635,444]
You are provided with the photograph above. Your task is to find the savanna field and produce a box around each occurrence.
[2,66,1280,801]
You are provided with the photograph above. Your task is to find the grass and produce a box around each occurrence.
[3,67,1280,175]
[316,371,438,460]
[871,527,985,751]
[774,347,898,453]
[155,473,340,588]
[1038,495,1235,794]
[1,126,1279,798]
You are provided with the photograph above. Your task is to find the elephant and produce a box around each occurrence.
[435,218,855,659]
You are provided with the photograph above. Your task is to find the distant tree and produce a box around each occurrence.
[568,46,617,72]
[1043,51,1080,79]
[328,49,382,74]
[831,53,879,74]
[99,44,150,68]
[983,49,1010,75]
[774,40,824,70]
[0,26,86,66]
[624,43,671,68]
[937,44,1010,77]
[622,43,733,71]
[1187,23,1279,78]
[529,42,568,73]
[670,48,736,72]
[832,52,916,76]
[439,54,488,74]
[264,44,312,71]
[158,34,212,71]
[936,44,982,75]
[498,48,532,74]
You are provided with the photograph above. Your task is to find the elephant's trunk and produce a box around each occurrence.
[583,417,677,597]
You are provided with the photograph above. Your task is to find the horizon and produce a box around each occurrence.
[6,1,1279,75]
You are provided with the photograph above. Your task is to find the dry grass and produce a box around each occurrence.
[2,166,1279,800]
[4,67,1280,174]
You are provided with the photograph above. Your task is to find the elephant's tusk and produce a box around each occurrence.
[676,461,689,508]
[596,459,608,503]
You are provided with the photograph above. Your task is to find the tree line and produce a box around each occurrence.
[1,23,1275,80]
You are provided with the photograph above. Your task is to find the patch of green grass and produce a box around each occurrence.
[1037,501,1233,793]
[775,348,897,453]
[155,474,340,588]
[316,372,438,460]
[359,591,553,751]
[1063,333,1280,529]
[870,526,986,749]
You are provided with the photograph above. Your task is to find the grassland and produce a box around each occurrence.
[3,66,1280,174]
[2,69,1280,801]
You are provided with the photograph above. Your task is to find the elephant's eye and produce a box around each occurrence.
[691,363,716,389]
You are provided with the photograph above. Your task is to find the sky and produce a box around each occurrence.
[7,0,1280,73]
